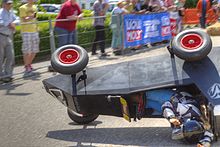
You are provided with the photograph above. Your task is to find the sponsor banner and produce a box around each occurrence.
[123,12,172,48]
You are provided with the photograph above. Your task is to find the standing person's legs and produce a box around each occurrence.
[111,28,117,49]
[54,27,69,48]
[69,30,77,45]
[29,32,40,68]
[4,37,14,78]
[92,26,99,55]
[99,26,106,54]
[0,36,6,78]
[22,33,39,76]
[200,9,206,29]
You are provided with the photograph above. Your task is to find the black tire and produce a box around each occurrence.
[51,45,89,74]
[67,109,99,124]
[171,29,212,61]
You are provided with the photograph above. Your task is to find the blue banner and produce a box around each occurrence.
[123,12,171,48]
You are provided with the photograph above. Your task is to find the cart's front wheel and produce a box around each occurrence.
[51,45,89,74]
[67,109,99,124]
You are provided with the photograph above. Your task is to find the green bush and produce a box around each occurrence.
[37,9,93,21]
[82,9,94,17]
[37,13,57,21]
[39,0,62,4]
[185,0,199,8]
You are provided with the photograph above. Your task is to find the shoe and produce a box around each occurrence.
[171,128,184,140]
[91,52,98,55]
[23,70,35,78]
[2,77,13,83]
[28,64,33,70]
[100,53,110,57]
[113,50,122,55]
[24,65,32,72]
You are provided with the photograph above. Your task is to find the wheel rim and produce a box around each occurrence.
[180,34,203,50]
[58,49,80,64]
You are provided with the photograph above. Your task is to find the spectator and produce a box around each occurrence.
[103,0,110,13]
[92,0,109,56]
[0,0,17,83]
[175,0,186,33]
[19,0,39,77]
[54,0,83,48]
[135,0,142,11]
[124,0,134,13]
[196,0,211,29]
[141,0,152,13]
[149,0,166,12]
[164,0,175,11]
[111,0,127,55]
[132,0,141,13]
[212,0,220,16]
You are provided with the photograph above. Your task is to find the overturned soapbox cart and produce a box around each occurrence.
[43,29,220,139]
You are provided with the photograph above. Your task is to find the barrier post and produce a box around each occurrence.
[121,14,125,55]
[48,19,56,72]
[49,19,56,53]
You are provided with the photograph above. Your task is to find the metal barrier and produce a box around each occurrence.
[13,15,113,64]
[13,12,206,65]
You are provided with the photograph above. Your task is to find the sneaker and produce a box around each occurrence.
[23,70,35,78]
[100,53,110,57]
[171,128,184,140]
[2,77,13,83]
[113,50,122,55]
[24,65,32,72]
[28,64,33,71]
[91,52,98,55]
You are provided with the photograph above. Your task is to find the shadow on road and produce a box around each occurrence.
[46,126,192,146]
[0,82,33,96]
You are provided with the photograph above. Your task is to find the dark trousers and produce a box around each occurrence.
[92,26,105,54]
[200,15,206,29]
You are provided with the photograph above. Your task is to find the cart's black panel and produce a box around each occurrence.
[43,49,191,95]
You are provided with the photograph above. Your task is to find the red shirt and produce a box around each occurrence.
[55,1,82,31]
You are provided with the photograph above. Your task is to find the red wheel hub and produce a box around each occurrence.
[58,49,80,64]
[180,34,203,50]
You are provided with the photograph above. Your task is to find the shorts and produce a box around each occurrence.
[22,32,40,54]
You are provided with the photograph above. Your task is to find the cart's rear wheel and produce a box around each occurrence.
[67,108,99,124]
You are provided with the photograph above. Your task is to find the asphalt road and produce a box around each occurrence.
[1,37,220,147]
[1,71,220,147]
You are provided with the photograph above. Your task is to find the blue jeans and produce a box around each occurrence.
[54,27,77,48]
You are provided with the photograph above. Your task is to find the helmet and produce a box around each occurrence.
[170,91,197,106]
[183,120,204,143]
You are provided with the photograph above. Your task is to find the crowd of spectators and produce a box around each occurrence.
[1,0,220,83]
[110,0,186,55]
